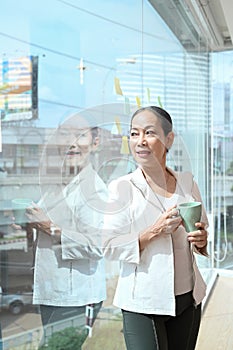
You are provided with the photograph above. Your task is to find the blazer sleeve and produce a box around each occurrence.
[103,178,140,264]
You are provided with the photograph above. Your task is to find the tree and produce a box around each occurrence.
[39,327,88,350]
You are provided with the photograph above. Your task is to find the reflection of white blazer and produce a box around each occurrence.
[104,167,208,316]
[33,164,107,307]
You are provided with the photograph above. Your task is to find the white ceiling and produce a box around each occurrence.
[192,0,233,51]
[149,0,233,52]
[215,0,233,49]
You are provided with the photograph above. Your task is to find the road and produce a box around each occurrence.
[0,305,41,338]
[0,305,87,349]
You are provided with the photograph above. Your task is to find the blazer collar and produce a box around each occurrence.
[129,166,179,195]
[129,167,149,195]
[68,162,93,186]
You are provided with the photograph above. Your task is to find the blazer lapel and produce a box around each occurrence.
[129,168,164,212]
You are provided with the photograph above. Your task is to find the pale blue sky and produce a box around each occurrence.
[0,0,182,127]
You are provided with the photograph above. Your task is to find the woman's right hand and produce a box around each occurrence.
[139,206,182,251]
[25,205,51,235]
[154,206,182,235]
[25,205,61,237]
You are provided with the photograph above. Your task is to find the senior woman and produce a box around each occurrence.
[103,106,208,350]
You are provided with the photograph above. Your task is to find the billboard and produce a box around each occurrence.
[0,56,38,122]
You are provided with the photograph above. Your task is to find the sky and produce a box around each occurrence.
[0,0,182,128]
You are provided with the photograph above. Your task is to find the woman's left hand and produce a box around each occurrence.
[187,222,208,249]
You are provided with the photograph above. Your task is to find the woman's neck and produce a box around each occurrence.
[141,166,176,197]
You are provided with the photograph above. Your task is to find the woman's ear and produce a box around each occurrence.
[92,137,100,151]
[165,131,175,151]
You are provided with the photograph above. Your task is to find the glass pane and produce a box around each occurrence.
[0,0,215,349]
[212,50,233,271]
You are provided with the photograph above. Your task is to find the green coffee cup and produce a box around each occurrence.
[12,198,32,225]
[178,201,202,232]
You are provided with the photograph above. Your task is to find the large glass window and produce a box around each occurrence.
[212,51,233,271]
[0,1,220,349]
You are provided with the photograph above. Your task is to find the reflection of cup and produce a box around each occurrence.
[178,202,202,232]
[12,198,32,225]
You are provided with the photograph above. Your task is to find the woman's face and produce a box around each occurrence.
[66,128,97,170]
[129,110,174,168]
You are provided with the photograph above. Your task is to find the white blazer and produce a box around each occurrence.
[103,167,208,316]
[33,164,107,306]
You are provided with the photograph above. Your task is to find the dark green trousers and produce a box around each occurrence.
[122,292,202,350]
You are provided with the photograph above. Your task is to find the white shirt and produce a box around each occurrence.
[160,194,193,295]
